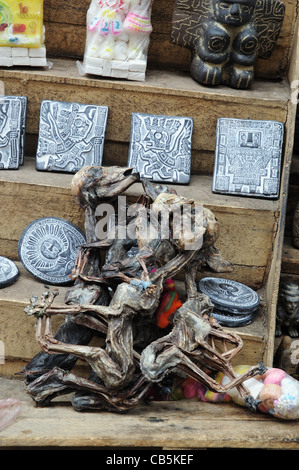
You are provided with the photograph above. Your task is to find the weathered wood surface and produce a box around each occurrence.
[282,237,299,274]
[42,0,298,80]
[0,159,279,286]
[0,377,298,450]
[0,60,290,174]
[0,262,268,379]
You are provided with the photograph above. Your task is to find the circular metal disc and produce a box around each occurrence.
[198,277,260,313]
[18,217,86,285]
[212,309,257,327]
[0,256,19,288]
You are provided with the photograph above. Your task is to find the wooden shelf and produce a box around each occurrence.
[0,158,279,290]
[0,262,268,378]
[0,58,292,175]
[282,237,299,275]
[0,376,298,450]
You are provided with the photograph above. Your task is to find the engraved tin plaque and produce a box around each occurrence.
[213,118,284,198]
[0,256,19,288]
[198,277,260,314]
[211,309,257,327]
[0,95,26,169]
[36,100,109,173]
[128,113,193,184]
[18,217,86,285]
[5,96,28,166]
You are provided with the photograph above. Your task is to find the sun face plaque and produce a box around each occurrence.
[0,256,19,288]
[198,277,260,327]
[212,118,284,199]
[128,113,193,184]
[36,100,109,173]
[18,217,86,285]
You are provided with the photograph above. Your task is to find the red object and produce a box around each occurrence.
[0,23,8,32]
[155,278,182,329]
[13,24,26,33]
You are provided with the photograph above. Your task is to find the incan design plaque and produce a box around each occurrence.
[213,118,284,198]
[0,256,19,288]
[211,309,257,327]
[0,96,27,169]
[198,277,260,314]
[18,217,86,285]
[128,113,193,184]
[36,100,109,173]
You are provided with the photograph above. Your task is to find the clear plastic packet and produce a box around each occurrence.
[78,0,154,81]
[0,1,48,68]
[0,0,44,48]
[167,366,299,420]
[0,398,21,431]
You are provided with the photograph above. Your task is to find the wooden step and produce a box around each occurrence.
[41,0,298,81]
[0,376,298,450]
[0,262,267,379]
[0,158,279,289]
[282,236,299,275]
[0,58,291,174]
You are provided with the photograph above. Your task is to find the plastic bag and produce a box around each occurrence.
[0,0,44,48]
[0,398,21,431]
[79,0,154,81]
[0,1,48,68]
[169,366,299,420]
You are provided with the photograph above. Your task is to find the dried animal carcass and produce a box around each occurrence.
[23,166,265,412]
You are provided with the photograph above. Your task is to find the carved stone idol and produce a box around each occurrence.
[276,281,299,338]
[293,201,299,249]
[171,0,285,89]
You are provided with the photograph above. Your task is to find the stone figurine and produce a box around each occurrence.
[171,0,285,89]
[276,281,299,337]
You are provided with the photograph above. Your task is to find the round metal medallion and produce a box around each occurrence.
[18,217,86,285]
[212,309,257,327]
[198,277,260,313]
[0,256,19,288]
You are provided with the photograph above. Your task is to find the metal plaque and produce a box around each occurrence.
[18,217,86,285]
[211,309,257,327]
[198,277,260,314]
[0,256,19,288]
[36,100,109,173]
[128,113,193,184]
[0,95,26,169]
[213,118,284,198]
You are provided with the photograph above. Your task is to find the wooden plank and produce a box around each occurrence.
[0,59,289,156]
[282,236,299,274]
[0,160,279,272]
[0,377,298,449]
[41,0,299,80]
[23,135,216,175]
[0,262,268,373]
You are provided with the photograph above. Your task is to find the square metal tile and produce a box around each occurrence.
[36,100,108,173]
[0,96,26,169]
[5,96,27,166]
[128,113,193,184]
[213,118,284,199]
